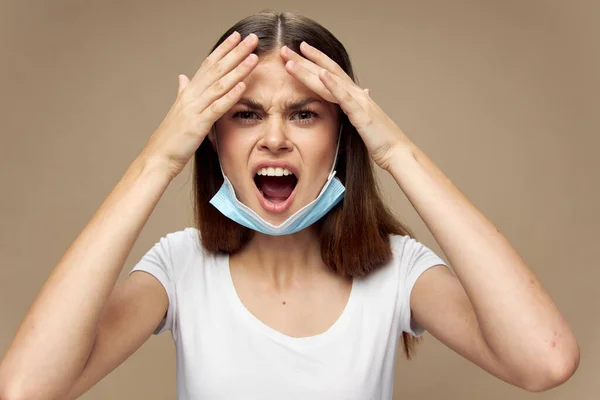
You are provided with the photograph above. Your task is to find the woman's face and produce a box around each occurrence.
[211,51,340,225]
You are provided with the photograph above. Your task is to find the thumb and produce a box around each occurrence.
[177,74,190,96]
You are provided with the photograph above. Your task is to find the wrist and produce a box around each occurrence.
[135,153,178,182]
[382,144,417,174]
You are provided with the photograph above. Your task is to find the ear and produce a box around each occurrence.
[207,125,218,152]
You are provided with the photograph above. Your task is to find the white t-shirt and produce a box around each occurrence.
[129,227,449,399]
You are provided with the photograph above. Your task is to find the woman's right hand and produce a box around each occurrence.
[140,31,259,179]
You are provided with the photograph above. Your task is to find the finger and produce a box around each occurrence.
[285,60,336,103]
[196,53,258,113]
[281,45,353,85]
[191,31,241,81]
[191,33,258,94]
[297,42,353,83]
[177,74,190,96]
[364,88,370,96]
[319,69,367,124]
[197,81,247,133]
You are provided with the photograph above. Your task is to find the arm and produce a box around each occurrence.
[277,40,579,392]
[388,144,580,391]
[0,155,173,400]
[61,270,169,400]
[0,28,263,400]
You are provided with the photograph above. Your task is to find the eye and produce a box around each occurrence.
[291,109,319,124]
[232,109,320,125]
[232,110,260,124]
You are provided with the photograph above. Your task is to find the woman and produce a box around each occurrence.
[0,10,579,400]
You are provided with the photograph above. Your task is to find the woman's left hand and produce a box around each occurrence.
[280,42,416,171]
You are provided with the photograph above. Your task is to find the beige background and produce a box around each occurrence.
[1,0,598,399]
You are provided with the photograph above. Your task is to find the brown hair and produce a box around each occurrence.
[192,9,422,360]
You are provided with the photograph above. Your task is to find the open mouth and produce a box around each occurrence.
[254,168,298,203]
[253,167,298,211]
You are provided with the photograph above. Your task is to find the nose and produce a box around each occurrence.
[256,121,293,154]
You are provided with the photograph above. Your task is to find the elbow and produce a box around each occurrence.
[523,344,581,392]
[0,368,76,400]
[0,385,22,400]
[0,376,49,400]
[0,380,28,400]
[0,386,47,400]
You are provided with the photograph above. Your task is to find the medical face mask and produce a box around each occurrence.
[209,124,345,236]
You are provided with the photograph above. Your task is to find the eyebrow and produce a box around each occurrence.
[235,97,323,112]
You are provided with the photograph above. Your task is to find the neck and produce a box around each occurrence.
[230,226,329,289]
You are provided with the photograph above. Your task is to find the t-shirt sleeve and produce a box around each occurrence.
[397,235,449,337]
[128,233,177,338]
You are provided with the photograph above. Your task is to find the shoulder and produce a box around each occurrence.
[364,234,446,281]
[146,227,211,273]
[359,234,412,285]
[158,226,203,251]
[357,234,446,320]
[160,226,199,244]
[389,233,425,252]
[389,233,445,268]
[384,233,424,270]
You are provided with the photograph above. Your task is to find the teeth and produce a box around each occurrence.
[257,167,294,177]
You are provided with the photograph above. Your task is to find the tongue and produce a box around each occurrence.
[257,176,296,201]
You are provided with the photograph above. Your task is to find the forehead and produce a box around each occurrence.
[240,54,319,103]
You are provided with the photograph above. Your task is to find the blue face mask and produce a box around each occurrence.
[209,124,345,236]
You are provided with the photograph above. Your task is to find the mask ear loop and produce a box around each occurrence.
[211,126,229,179]
[328,123,344,180]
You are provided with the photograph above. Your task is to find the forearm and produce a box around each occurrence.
[0,155,173,399]
[387,143,579,381]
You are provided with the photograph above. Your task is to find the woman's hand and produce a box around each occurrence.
[141,31,259,179]
[280,42,416,172]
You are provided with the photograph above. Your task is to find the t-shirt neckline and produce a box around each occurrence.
[219,252,359,348]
